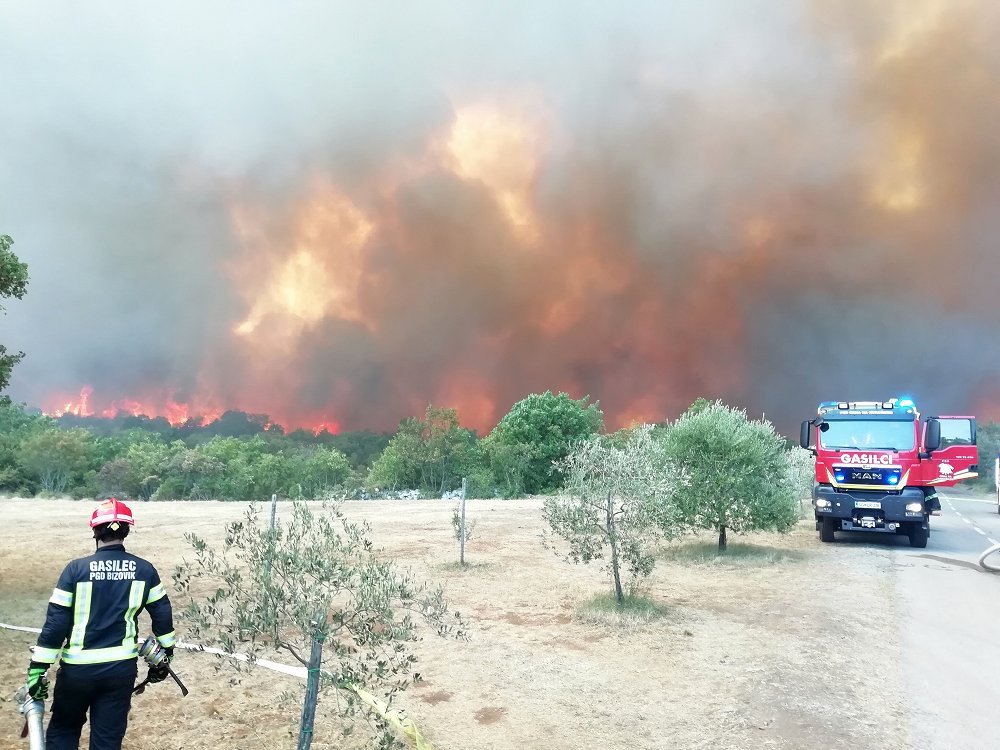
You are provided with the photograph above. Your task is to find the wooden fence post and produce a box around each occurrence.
[459,477,467,566]
[296,624,324,750]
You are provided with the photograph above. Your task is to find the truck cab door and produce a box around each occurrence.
[923,417,979,486]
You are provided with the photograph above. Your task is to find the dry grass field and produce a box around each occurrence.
[0,498,906,749]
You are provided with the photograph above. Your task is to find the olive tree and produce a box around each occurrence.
[659,401,800,551]
[173,502,466,749]
[543,425,678,606]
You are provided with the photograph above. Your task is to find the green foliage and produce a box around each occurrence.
[367,437,415,492]
[463,461,501,499]
[451,504,477,544]
[123,438,178,500]
[576,592,669,631]
[299,446,353,498]
[475,434,538,498]
[209,410,272,438]
[784,446,815,517]
[368,406,476,494]
[488,391,603,494]
[659,401,800,551]
[658,540,804,566]
[0,235,29,308]
[0,403,356,501]
[326,432,391,468]
[0,234,29,399]
[173,502,466,747]
[18,428,92,495]
[544,425,677,605]
[0,403,52,494]
[971,421,999,490]
[684,397,713,417]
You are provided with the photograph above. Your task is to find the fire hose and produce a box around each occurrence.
[14,684,45,750]
[978,541,1000,572]
[3,625,431,749]
[8,634,187,749]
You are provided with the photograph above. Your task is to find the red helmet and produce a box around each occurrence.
[90,498,135,528]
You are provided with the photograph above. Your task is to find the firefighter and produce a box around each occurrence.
[922,486,942,514]
[25,498,175,750]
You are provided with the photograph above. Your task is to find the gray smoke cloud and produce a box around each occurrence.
[2,1,1000,435]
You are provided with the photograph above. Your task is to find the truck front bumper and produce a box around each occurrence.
[812,485,927,532]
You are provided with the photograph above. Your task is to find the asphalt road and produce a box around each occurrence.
[892,489,1000,750]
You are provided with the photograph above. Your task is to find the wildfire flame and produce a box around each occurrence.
[48,387,226,429]
[26,2,1000,433]
[232,183,375,338]
[439,102,543,242]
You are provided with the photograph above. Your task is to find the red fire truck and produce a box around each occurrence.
[800,398,978,548]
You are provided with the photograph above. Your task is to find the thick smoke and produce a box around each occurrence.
[2,1,1000,435]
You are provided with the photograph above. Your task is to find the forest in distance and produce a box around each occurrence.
[2,392,997,504]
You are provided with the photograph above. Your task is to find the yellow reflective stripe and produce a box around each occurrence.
[49,588,74,607]
[60,645,139,665]
[68,582,93,651]
[156,631,177,648]
[146,583,166,604]
[32,646,62,664]
[122,581,146,648]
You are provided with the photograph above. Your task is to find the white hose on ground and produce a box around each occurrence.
[1,623,433,748]
[978,542,1000,572]
[0,623,305,678]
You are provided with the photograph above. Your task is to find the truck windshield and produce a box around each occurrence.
[819,420,915,451]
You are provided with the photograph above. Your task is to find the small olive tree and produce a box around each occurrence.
[173,502,466,749]
[660,401,800,551]
[543,425,678,606]
[785,446,816,517]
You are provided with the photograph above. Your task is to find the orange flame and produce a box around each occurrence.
[45,387,227,428]
[231,181,375,339]
[438,102,544,242]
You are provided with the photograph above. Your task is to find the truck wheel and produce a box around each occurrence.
[819,517,836,543]
[908,523,928,548]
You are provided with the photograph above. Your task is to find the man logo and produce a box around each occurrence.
[851,471,882,481]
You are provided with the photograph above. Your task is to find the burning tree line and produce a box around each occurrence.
[2,391,998,504]
[0,392,567,496]
[0,392,592,501]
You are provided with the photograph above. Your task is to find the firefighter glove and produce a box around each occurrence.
[147,647,173,684]
[26,662,49,700]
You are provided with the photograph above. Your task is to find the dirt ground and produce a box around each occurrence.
[0,498,907,749]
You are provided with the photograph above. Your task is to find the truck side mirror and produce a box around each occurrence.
[924,418,941,452]
[799,420,813,451]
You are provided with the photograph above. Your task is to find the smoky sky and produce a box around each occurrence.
[3,1,1000,436]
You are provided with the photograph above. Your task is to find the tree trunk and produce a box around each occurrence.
[296,633,324,750]
[607,492,624,605]
[718,525,727,552]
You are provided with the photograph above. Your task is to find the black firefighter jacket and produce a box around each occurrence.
[34,543,175,678]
